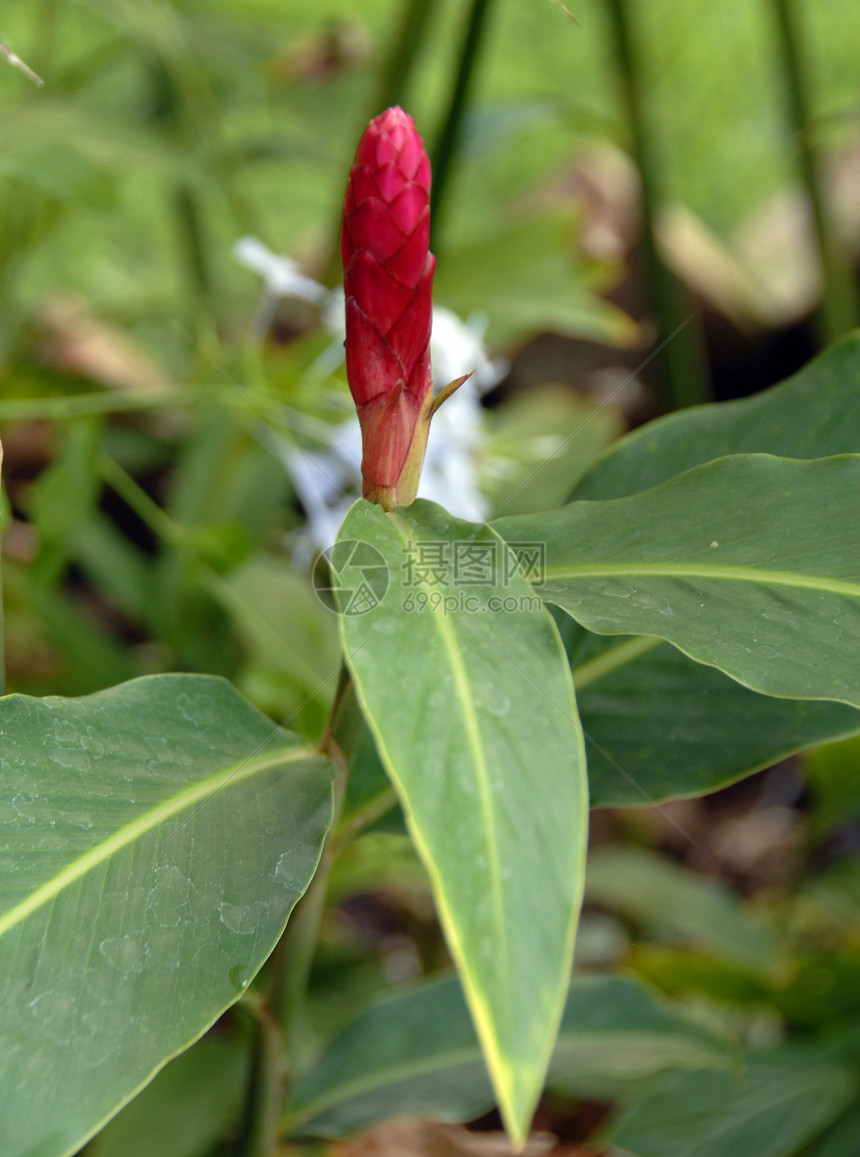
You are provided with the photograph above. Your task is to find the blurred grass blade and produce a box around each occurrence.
[0,39,44,86]
[604,0,708,408]
[373,0,440,112]
[768,0,859,340]
[430,0,496,240]
[0,439,4,695]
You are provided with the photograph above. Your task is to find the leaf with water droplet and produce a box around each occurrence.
[337,499,588,1144]
[0,673,334,1157]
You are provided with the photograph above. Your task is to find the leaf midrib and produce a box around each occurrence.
[386,514,506,950]
[572,635,662,689]
[292,1042,483,1123]
[544,562,860,598]
[0,743,316,938]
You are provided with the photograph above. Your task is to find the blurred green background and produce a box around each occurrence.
[1,3,859,1154]
[0,0,858,352]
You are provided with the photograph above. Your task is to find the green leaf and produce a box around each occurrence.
[570,630,860,806]
[807,1102,860,1157]
[0,674,334,1157]
[555,472,860,809]
[806,735,860,832]
[605,1047,856,1157]
[29,423,100,543]
[72,514,153,624]
[571,333,860,501]
[26,583,137,695]
[336,500,588,1143]
[584,848,780,974]
[87,1033,249,1157]
[289,971,735,1139]
[495,455,860,708]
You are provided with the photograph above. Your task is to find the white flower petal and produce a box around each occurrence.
[234,236,328,304]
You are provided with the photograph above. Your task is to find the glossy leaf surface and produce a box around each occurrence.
[0,674,333,1157]
[569,630,860,806]
[496,455,860,708]
[337,499,588,1142]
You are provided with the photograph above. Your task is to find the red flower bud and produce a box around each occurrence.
[341,106,436,510]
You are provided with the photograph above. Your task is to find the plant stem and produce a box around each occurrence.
[198,568,328,700]
[768,0,859,342]
[330,785,399,855]
[373,0,439,113]
[430,0,496,244]
[0,39,44,87]
[0,441,5,696]
[30,0,59,78]
[235,997,287,1157]
[238,667,356,1154]
[604,0,708,409]
[0,383,301,423]
[0,388,196,422]
[100,454,183,547]
[174,184,213,309]
[271,669,355,1035]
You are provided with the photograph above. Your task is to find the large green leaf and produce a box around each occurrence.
[569,629,860,807]
[495,455,860,708]
[605,1047,856,1157]
[289,971,734,1139]
[557,341,860,804]
[0,674,334,1157]
[336,500,588,1143]
[88,1033,249,1157]
[571,333,860,501]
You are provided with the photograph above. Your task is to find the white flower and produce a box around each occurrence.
[234,236,329,337]
[234,236,328,304]
[428,307,508,395]
[278,447,354,567]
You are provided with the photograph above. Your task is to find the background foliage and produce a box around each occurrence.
[1,1,859,1155]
